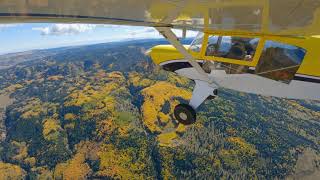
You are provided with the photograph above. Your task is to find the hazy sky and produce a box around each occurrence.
[0,23,198,55]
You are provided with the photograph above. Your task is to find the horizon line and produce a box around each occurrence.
[0,37,173,56]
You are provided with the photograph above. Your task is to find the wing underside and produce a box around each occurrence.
[0,0,320,36]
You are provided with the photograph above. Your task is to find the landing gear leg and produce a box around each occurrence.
[174,80,218,125]
[155,27,219,125]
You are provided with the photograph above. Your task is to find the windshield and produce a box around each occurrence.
[189,32,204,52]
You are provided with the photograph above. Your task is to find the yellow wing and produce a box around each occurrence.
[0,0,320,36]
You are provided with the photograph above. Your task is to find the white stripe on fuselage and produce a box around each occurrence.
[175,67,320,100]
[295,74,320,80]
[159,59,320,100]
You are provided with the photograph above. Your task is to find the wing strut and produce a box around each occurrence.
[155,27,211,83]
[156,27,220,125]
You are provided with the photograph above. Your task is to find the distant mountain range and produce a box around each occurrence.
[0,38,193,69]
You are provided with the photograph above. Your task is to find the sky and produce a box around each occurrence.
[0,23,198,55]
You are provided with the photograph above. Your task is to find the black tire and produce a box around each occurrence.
[174,104,196,125]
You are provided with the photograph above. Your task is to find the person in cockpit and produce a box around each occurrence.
[226,37,255,61]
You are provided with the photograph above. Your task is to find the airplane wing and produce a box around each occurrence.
[0,0,320,36]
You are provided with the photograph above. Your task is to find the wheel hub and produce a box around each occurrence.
[174,104,196,125]
[179,112,188,121]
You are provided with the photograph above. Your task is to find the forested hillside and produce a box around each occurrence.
[0,39,319,179]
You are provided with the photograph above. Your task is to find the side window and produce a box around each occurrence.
[205,35,259,61]
[256,41,306,83]
[189,32,204,52]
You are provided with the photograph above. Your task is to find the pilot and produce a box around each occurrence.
[227,37,254,60]
[226,37,256,74]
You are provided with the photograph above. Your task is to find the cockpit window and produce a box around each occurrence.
[205,35,259,61]
[255,41,306,83]
[189,32,204,52]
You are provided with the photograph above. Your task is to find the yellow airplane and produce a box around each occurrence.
[1,0,320,125]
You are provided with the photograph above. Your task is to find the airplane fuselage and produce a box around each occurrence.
[149,33,320,101]
[159,59,320,100]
